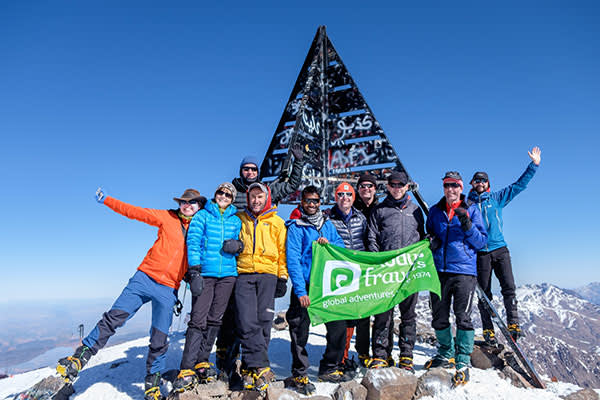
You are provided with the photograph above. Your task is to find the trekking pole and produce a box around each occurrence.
[177,283,189,332]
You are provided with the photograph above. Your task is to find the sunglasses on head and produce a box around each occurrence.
[242,166,258,172]
[473,178,488,184]
[337,192,353,198]
[358,183,375,189]
[303,198,320,205]
[216,190,233,199]
[389,182,406,188]
[179,199,199,205]
[443,182,461,189]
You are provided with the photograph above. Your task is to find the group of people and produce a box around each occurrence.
[55,146,541,399]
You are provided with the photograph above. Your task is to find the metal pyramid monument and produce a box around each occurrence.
[261,25,427,210]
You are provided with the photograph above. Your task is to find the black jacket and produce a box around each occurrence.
[367,194,425,252]
[354,195,378,221]
[326,205,367,251]
[232,158,304,210]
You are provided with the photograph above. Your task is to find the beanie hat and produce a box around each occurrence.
[240,156,260,170]
[335,182,356,202]
[442,171,464,190]
[247,182,269,197]
[357,173,377,187]
[215,182,237,201]
[471,171,489,183]
[387,170,409,185]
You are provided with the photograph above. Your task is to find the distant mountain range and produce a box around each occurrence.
[413,282,600,389]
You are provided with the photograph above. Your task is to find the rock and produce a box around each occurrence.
[360,367,418,400]
[309,396,333,400]
[562,388,600,400]
[273,312,288,331]
[470,345,504,370]
[500,365,535,389]
[173,381,229,400]
[412,368,453,399]
[333,380,368,400]
[230,390,264,400]
[267,386,301,400]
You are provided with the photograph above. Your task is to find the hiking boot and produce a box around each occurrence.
[290,375,316,395]
[241,369,255,390]
[144,372,164,400]
[483,329,498,346]
[508,324,523,341]
[195,362,217,383]
[424,356,455,369]
[318,370,352,383]
[57,345,93,381]
[253,367,275,392]
[172,369,198,393]
[358,354,370,368]
[397,357,415,373]
[341,356,358,378]
[386,356,395,368]
[365,358,388,369]
[452,367,470,387]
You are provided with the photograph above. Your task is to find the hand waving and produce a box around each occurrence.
[528,146,541,166]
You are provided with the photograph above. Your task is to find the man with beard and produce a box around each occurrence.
[286,186,347,394]
[366,171,425,371]
[469,147,541,345]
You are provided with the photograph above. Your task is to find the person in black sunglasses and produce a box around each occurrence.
[366,170,425,371]
[468,147,541,346]
[173,183,242,393]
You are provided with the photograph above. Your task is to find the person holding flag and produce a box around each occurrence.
[425,172,487,387]
[366,170,425,371]
[286,185,347,394]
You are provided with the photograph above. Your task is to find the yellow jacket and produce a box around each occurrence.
[237,207,288,279]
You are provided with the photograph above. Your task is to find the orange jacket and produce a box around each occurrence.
[104,196,190,290]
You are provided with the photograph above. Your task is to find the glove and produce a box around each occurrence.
[274,278,288,298]
[427,234,441,252]
[186,266,204,296]
[290,142,304,161]
[95,187,106,204]
[222,239,243,255]
[454,207,472,231]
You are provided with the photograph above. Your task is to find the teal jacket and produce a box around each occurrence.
[187,201,242,277]
[467,162,538,252]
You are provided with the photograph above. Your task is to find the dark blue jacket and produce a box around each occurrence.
[286,216,345,298]
[187,200,242,278]
[426,196,488,276]
[326,206,367,251]
[467,162,538,252]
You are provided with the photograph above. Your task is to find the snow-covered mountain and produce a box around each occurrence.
[572,282,600,305]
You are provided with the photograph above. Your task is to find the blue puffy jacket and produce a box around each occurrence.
[467,162,538,252]
[426,196,488,276]
[187,201,242,278]
[286,216,345,298]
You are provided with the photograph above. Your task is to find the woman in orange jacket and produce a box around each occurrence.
[56,187,206,400]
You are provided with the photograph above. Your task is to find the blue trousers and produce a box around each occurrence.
[83,270,177,374]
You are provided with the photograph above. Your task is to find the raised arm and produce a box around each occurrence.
[102,192,166,228]
[494,147,541,207]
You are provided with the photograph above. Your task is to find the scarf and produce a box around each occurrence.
[446,200,462,221]
[300,207,325,230]
[177,211,193,222]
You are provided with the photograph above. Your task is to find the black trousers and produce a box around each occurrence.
[431,273,476,331]
[476,246,519,330]
[286,288,346,376]
[234,273,277,369]
[215,295,239,374]
[355,317,370,356]
[371,293,418,359]
[180,276,236,370]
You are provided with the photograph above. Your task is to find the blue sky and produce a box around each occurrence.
[1,1,598,302]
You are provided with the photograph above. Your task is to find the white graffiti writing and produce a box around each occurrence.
[302,112,320,135]
[329,144,377,169]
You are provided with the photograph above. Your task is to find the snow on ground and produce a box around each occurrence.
[1,325,597,400]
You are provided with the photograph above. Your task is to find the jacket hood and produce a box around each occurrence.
[245,184,273,217]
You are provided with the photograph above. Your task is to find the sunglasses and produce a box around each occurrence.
[389,182,406,188]
[242,166,258,172]
[473,178,488,184]
[443,182,461,189]
[358,183,375,189]
[216,190,233,199]
[337,192,353,198]
[179,199,199,205]
[303,198,320,205]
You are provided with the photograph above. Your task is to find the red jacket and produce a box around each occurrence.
[104,196,190,290]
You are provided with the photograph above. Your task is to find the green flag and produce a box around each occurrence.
[307,240,441,326]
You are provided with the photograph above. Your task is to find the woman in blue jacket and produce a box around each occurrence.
[174,183,242,392]
[425,172,487,387]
